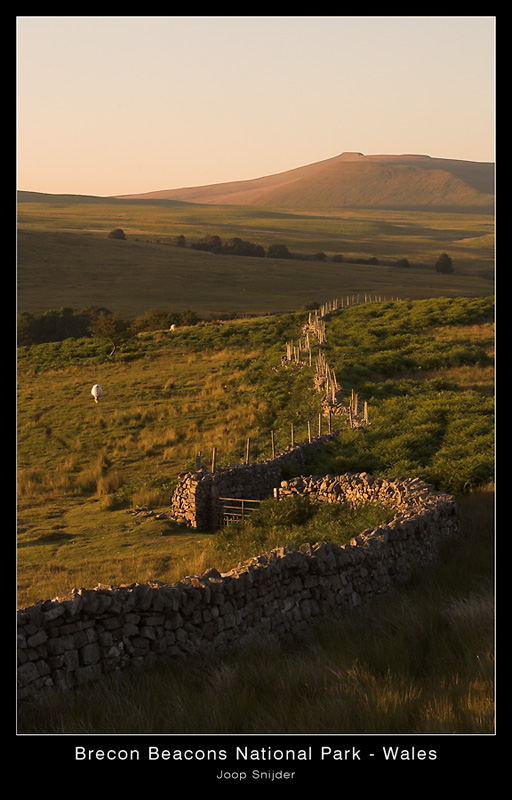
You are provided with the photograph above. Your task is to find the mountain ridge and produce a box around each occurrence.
[114,151,495,212]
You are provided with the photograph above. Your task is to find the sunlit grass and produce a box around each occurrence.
[17,299,494,607]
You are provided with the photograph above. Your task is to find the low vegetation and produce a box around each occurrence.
[302,297,494,492]
[17,296,493,608]
[209,495,395,570]
[17,293,494,734]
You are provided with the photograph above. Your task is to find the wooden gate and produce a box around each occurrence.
[218,496,262,526]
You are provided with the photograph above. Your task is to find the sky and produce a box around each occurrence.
[17,15,495,197]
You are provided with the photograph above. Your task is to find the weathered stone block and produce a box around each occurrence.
[79,643,101,665]
[27,630,47,648]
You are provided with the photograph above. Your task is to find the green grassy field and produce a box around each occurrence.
[17,297,494,610]
[17,195,494,318]
[17,311,319,607]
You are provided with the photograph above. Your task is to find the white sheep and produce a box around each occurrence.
[91,384,103,403]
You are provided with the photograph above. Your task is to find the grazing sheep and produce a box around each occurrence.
[91,384,103,403]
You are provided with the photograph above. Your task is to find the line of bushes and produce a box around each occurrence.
[17,305,202,347]
[173,232,438,268]
[110,226,458,270]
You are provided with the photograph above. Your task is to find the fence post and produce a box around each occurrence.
[318,413,322,436]
[246,437,251,464]
[307,420,312,443]
[211,446,217,472]
[271,429,276,459]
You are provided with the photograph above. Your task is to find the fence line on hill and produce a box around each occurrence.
[192,294,399,476]
[281,293,400,429]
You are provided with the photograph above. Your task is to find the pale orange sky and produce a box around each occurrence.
[17,15,495,197]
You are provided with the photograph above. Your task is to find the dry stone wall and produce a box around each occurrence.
[17,471,459,700]
[169,432,340,529]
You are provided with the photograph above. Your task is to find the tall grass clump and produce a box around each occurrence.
[208,495,394,572]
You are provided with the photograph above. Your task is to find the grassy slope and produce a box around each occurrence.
[17,312,320,606]
[17,298,494,609]
[17,197,494,318]
[303,296,495,493]
[17,296,495,735]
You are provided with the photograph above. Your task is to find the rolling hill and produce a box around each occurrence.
[116,152,495,212]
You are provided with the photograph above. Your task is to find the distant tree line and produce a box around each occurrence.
[111,228,454,272]
[175,233,453,271]
[189,234,266,258]
[17,305,202,347]
[184,234,329,262]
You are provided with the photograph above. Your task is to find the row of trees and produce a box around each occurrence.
[111,228,454,271]
[176,234,454,271]
[17,306,201,348]
[182,234,329,262]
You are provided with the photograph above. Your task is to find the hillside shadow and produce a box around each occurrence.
[20,531,76,547]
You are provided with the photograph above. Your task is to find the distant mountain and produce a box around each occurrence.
[116,152,494,212]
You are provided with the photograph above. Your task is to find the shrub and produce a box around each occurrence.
[435,253,454,273]
[267,244,292,259]
[108,228,126,240]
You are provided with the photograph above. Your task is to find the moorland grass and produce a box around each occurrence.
[17,195,494,268]
[17,298,494,608]
[17,197,494,318]
[303,297,494,493]
[16,312,323,607]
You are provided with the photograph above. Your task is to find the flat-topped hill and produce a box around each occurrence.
[117,152,494,212]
